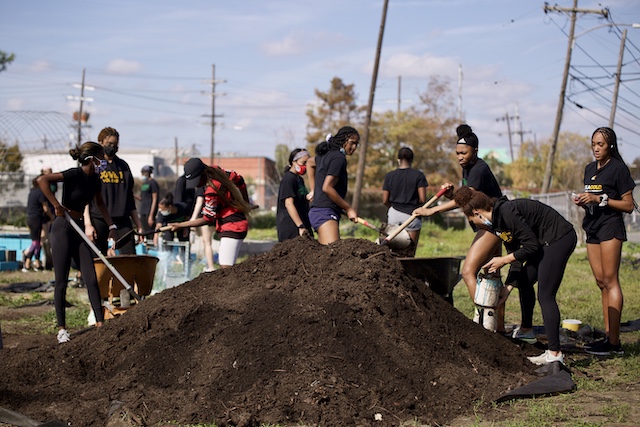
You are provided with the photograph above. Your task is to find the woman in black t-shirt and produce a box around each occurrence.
[573,127,636,356]
[413,125,517,334]
[382,147,428,255]
[308,126,360,245]
[153,192,188,248]
[37,142,118,344]
[277,148,312,242]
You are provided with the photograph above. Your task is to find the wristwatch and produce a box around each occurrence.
[297,224,306,229]
[598,194,609,207]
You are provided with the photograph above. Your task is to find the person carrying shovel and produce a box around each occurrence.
[36,142,118,344]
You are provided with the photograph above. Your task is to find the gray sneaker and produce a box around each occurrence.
[528,350,564,365]
[57,329,71,344]
[511,326,537,343]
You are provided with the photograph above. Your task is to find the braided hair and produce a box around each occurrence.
[592,127,624,163]
[315,126,359,156]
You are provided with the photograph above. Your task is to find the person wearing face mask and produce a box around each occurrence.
[454,186,577,365]
[277,148,313,242]
[138,165,159,237]
[307,126,360,245]
[84,127,143,256]
[36,142,117,344]
[153,192,188,249]
[382,147,427,256]
[413,124,519,335]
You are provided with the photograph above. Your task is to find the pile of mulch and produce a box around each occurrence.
[0,238,538,426]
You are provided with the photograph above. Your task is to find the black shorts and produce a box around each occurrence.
[586,219,627,244]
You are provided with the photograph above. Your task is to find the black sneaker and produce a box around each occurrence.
[585,339,624,356]
[585,337,607,349]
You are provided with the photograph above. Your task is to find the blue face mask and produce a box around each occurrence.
[339,147,346,155]
[94,159,108,173]
[480,216,492,228]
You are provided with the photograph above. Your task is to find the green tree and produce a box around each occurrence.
[305,77,364,148]
[0,140,23,172]
[357,76,460,189]
[0,51,15,73]
[506,131,592,192]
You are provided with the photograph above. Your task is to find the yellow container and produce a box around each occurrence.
[562,319,582,331]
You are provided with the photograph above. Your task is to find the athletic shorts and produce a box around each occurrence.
[387,206,422,231]
[308,207,341,231]
[586,219,627,244]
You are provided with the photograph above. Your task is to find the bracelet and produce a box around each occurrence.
[297,224,306,229]
[109,224,118,230]
[598,194,609,207]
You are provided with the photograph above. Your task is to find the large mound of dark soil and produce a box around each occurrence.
[0,238,537,426]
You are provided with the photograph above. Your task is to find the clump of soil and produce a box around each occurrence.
[0,238,537,426]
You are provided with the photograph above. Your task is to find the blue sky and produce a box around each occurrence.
[2,0,640,164]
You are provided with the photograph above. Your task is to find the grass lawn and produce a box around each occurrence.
[1,220,639,426]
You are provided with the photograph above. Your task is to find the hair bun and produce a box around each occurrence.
[456,124,473,139]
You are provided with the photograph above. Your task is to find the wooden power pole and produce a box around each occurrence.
[540,0,608,194]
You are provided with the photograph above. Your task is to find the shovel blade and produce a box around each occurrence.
[377,224,412,250]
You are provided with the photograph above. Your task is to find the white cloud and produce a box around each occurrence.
[29,60,53,73]
[262,30,345,57]
[105,59,143,74]
[378,53,460,78]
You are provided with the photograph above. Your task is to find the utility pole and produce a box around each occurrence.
[174,137,179,176]
[66,68,94,148]
[541,0,608,193]
[496,112,514,162]
[397,75,401,114]
[202,64,225,166]
[458,64,464,121]
[352,0,389,212]
[609,29,627,128]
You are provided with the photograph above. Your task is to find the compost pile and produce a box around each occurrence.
[0,238,537,426]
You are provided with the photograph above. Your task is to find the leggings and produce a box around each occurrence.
[50,216,104,327]
[516,230,577,351]
[25,215,43,259]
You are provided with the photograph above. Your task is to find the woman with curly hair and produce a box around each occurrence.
[454,186,577,365]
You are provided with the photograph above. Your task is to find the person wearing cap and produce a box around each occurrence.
[412,124,527,337]
[168,158,253,269]
[308,126,360,245]
[138,165,159,235]
[83,126,144,255]
[277,148,312,242]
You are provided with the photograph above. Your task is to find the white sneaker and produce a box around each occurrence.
[527,350,563,365]
[57,329,71,344]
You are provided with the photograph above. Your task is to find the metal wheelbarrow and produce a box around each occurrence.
[94,254,159,319]
[399,256,464,305]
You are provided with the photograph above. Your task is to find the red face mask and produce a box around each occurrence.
[294,164,307,176]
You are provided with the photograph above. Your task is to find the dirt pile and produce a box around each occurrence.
[0,238,537,426]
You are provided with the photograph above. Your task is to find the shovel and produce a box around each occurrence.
[0,406,66,426]
[380,186,448,246]
[64,212,141,302]
[114,225,172,248]
[354,217,412,250]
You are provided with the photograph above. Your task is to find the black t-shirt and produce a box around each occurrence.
[61,167,102,213]
[277,171,310,241]
[26,187,48,218]
[139,178,159,215]
[174,174,196,216]
[581,157,636,235]
[382,168,428,214]
[90,156,136,220]
[155,202,188,226]
[462,157,502,198]
[311,150,348,210]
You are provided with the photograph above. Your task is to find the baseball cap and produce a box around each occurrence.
[141,165,154,173]
[184,158,205,188]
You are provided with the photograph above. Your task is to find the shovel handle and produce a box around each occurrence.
[381,186,448,245]
[355,217,388,236]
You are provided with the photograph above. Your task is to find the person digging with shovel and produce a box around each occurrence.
[37,142,117,344]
